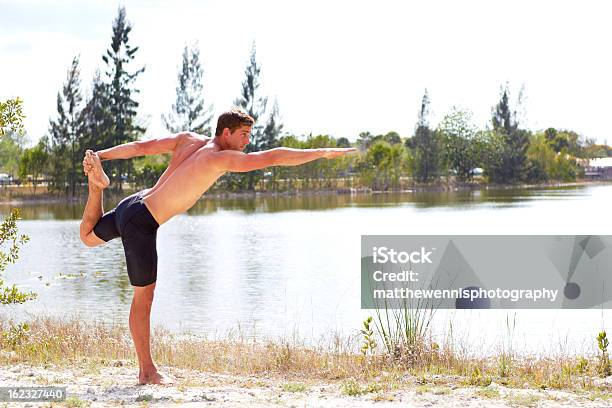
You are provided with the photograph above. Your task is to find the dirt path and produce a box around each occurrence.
[1,363,610,407]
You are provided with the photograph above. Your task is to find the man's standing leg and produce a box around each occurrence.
[130,283,165,384]
[80,151,109,247]
[81,150,166,385]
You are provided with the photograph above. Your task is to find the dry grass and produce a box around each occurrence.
[0,315,609,395]
[505,392,542,407]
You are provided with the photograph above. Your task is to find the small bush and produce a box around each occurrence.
[282,382,306,393]
[597,331,611,377]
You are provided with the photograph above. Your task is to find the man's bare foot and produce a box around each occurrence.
[138,370,172,385]
[85,151,110,189]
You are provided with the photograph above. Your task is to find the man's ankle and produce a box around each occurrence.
[140,364,157,374]
[88,184,102,193]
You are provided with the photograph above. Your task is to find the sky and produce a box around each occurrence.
[1,0,611,146]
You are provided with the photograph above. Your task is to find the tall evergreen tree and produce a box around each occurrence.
[489,83,529,183]
[162,43,213,135]
[231,42,268,190]
[80,70,115,182]
[81,70,113,152]
[101,6,145,190]
[412,89,439,182]
[260,99,282,150]
[48,55,85,196]
[234,43,268,133]
[260,100,283,189]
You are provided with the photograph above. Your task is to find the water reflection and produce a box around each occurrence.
[0,184,593,220]
[1,183,610,355]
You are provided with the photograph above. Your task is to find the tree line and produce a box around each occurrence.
[2,6,611,196]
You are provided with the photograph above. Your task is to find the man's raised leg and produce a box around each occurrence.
[80,151,110,247]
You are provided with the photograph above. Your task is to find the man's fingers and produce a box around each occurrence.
[335,148,355,156]
[83,159,94,172]
[322,147,356,159]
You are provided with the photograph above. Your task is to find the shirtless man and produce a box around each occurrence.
[80,108,354,385]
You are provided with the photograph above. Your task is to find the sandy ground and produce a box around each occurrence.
[1,363,611,407]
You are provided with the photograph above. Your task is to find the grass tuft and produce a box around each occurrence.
[0,314,608,395]
[282,382,307,393]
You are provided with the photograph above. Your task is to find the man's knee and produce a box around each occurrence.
[80,231,104,247]
[134,283,156,303]
[80,232,96,247]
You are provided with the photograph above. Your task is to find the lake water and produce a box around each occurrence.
[1,184,611,357]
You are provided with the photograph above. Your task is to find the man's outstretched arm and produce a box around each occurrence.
[212,147,355,173]
[95,132,189,161]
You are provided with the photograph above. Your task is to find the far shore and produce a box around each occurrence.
[0,179,610,206]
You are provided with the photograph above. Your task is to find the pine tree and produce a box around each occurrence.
[260,100,283,190]
[162,43,213,135]
[101,6,145,190]
[234,43,268,132]
[80,70,114,179]
[491,86,518,135]
[489,83,529,183]
[81,70,113,152]
[413,89,439,182]
[229,42,268,190]
[260,99,282,150]
[48,55,85,196]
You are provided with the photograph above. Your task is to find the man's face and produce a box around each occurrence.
[227,125,252,151]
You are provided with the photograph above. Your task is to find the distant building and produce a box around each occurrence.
[0,173,13,185]
[584,157,612,179]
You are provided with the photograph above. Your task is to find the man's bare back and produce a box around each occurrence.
[141,133,219,226]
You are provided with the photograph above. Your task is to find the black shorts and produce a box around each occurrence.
[93,190,160,287]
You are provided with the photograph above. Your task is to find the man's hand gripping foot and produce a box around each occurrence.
[83,150,110,189]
